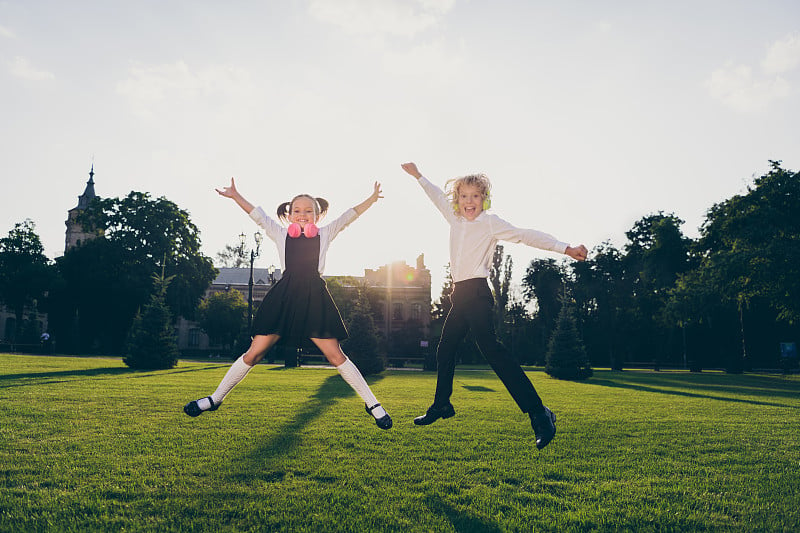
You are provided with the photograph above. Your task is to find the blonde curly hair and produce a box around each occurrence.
[444,173,492,216]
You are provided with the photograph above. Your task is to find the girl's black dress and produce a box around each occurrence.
[250,233,347,345]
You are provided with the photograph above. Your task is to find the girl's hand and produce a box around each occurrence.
[369,181,384,204]
[401,162,422,179]
[215,177,239,198]
[566,245,588,261]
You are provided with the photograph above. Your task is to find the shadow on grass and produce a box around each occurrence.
[0,365,223,389]
[587,376,798,409]
[424,494,503,533]
[460,384,497,392]
[227,373,386,480]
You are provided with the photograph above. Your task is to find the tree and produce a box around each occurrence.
[522,258,565,361]
[79,192,217,319]
[0,220,55,342]
[343,288,384,375]
[489,244,512,334]
[622,212,693,368]
[545,297,592,380]
[215,243,249,268]
[568,241,630,369]
[197,290,247,353]
[696,161,800,324]
[52,192,217,354]
[669,162,800,371]
[124,271,179,370]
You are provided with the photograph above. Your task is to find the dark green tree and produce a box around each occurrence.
[669,161,800,371]
[343,288,385,375]
[545,297,592,380]
[52,192,217,354]
[197,290,247,353]
[124,271,179,370]
[622,212,693,368]
[696,161,800,323]
[489,244,512,333]
[0,220,55,342]
[522,258,566,362]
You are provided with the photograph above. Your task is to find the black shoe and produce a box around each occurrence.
[531,406,556,450]
[365,403,393,430]
[413,403,456,426]
[183,396,220,417]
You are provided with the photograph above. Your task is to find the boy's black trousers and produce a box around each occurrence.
[433,277,545,415]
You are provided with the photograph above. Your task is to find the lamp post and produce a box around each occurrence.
[238,231,263,331]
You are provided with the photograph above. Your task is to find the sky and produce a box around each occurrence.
[2,0,799,298]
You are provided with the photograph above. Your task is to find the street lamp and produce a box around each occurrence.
[238,231,263,331]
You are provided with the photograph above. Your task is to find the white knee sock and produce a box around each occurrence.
[336,358,387,418]
[197,355,253,410]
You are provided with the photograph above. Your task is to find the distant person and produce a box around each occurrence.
[400,162,588,449]
[184,178,392,430]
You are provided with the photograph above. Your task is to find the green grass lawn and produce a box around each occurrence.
[1,354,799,532]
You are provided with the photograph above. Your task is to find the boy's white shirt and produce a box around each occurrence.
[248,206,359,275]
[417,175,569,283]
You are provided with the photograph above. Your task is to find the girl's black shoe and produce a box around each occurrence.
[365,403,393,430]
[183,396,219,417]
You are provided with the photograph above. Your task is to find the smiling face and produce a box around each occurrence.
[457,183,484,221]
[289,196,318,227]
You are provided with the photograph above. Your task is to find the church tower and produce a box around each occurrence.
[65,165,100,253]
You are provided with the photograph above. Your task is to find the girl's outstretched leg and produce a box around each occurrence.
[183,334,279,417]
[312,338,392,430]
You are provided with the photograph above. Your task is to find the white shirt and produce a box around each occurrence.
[418,176,569,283]
[248,206,359,275]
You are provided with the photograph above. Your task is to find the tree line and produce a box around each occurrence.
[1,161,797,373]
[430,161,797,373]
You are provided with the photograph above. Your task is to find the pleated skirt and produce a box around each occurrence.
[250,271,348,345]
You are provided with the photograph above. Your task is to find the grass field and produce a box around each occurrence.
[1,354,799,532]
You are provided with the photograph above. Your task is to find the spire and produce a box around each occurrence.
[76,165,97,210]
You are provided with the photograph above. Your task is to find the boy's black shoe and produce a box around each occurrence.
[365,403,393,430]
[413,403,456,425]
[183,396,219,417]
[530,406,556,450]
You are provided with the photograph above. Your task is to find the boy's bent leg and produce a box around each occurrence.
[468,308,545,415]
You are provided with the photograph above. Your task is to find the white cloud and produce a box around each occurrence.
[0,25,15,39]
[706,34,800,112]
[308,0,455,37]
[7,56,54,81]
[762,33,800,75]
[115,61,257,120]
[382,38,464,84]
[705,62,789,112]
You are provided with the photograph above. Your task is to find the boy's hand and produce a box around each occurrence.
[401,162,422,179]
[566,245,588,261]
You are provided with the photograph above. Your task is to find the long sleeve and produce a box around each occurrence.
[417,176,458,224]
[488,215,569,254]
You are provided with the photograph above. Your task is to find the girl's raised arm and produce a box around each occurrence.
[216,177,255,214]
[353,181,383,216]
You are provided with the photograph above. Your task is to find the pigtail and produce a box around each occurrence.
[276,201,292,223]
[315,197,329,221]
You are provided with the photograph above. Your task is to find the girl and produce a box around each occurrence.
[183,178,392,430]
[400,162,587,449]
